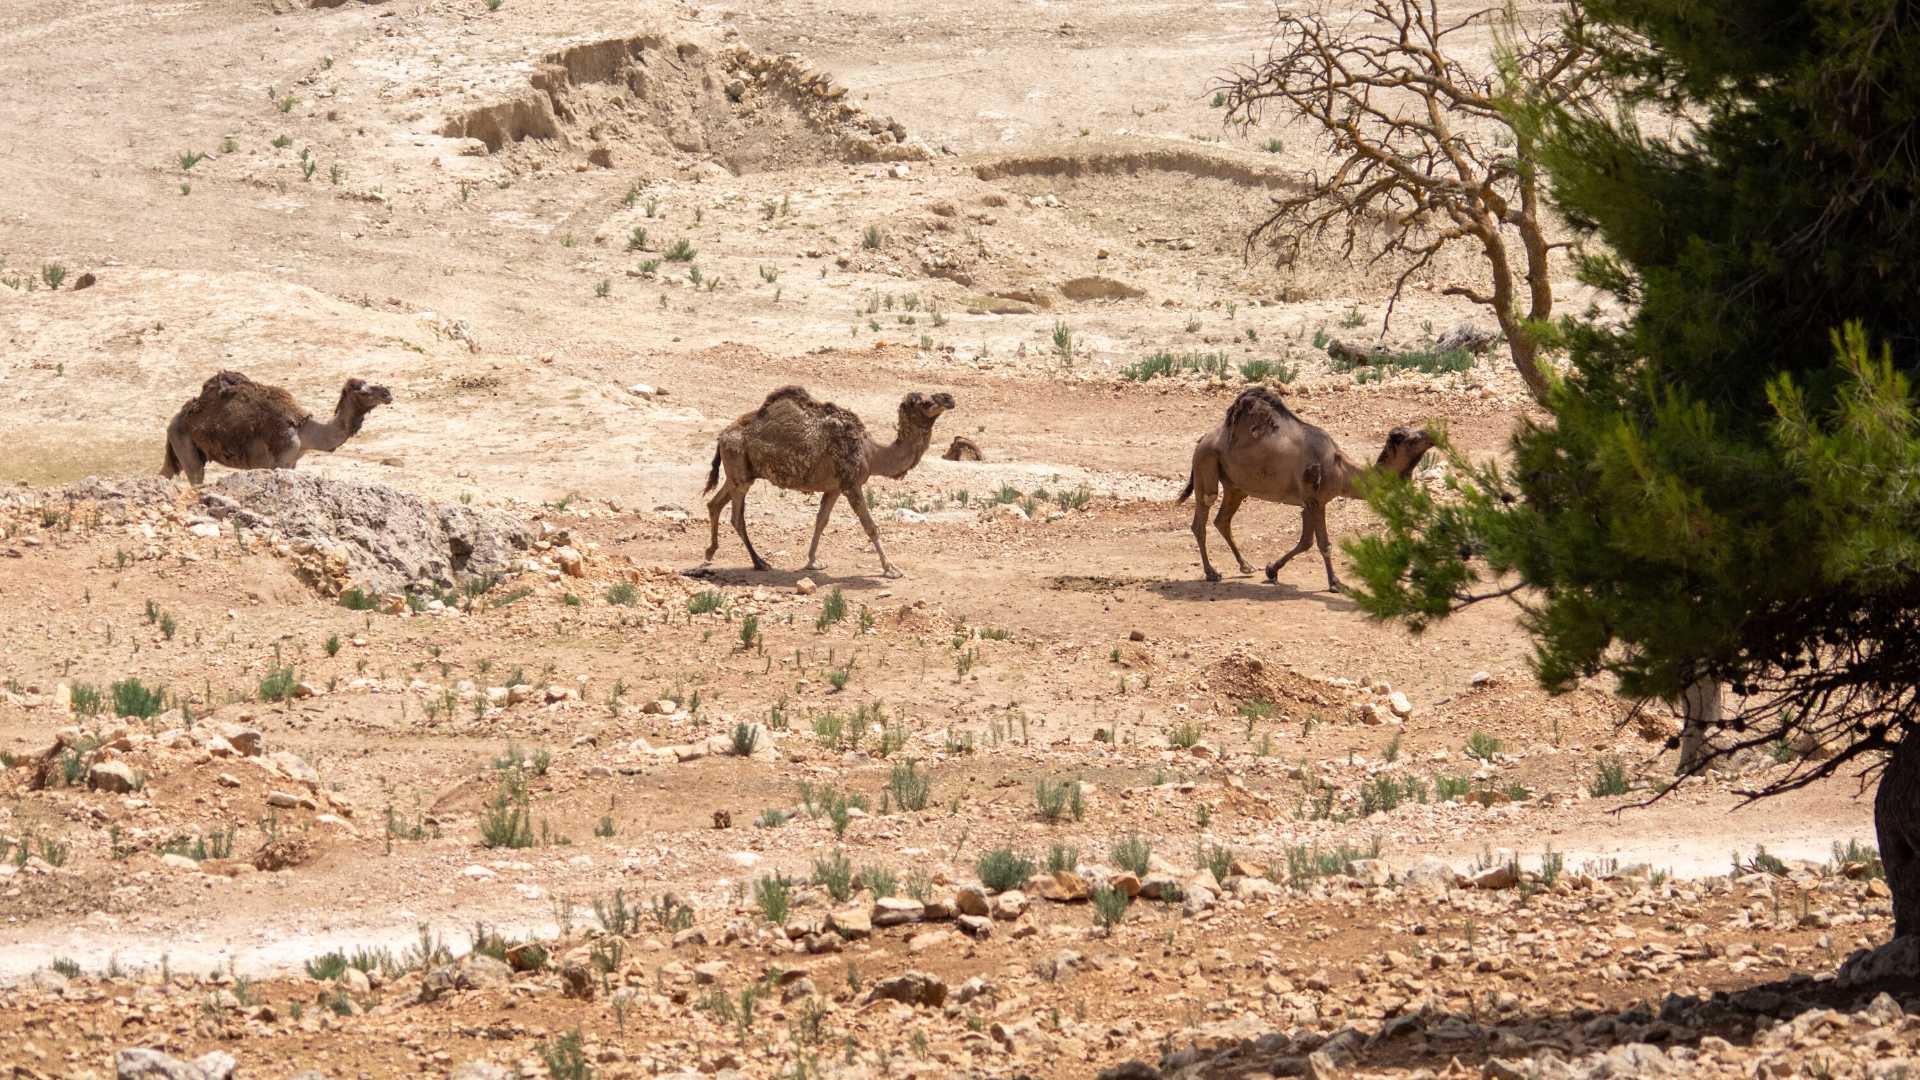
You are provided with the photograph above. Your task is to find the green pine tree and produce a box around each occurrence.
[1347,0,1920,938]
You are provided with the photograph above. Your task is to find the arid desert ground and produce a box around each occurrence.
[0,0,1911,1077]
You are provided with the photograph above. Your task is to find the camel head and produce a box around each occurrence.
[899,391,956,427]
[1375,425,1435,477]
[336,378,394,434]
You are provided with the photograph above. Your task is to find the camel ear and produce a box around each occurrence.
[346,378,366,391]
[905,392,927,407]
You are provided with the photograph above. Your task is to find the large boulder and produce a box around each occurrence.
[198,472,532,594]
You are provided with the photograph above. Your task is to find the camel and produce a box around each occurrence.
[162,371,393,485]
[1177,387,1434,591]
[703,385,956,578]
[943,436,983,462]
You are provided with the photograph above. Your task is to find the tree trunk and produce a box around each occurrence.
[1876,735,1920,939]
[1504,325,1552,406]
[1676,678,1720,776]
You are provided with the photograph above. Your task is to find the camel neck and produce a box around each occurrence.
[871,419,935,479]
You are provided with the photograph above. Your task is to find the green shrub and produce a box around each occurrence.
[1111,834,1151,876]
[730,722,759,757]
[1590,758,1629,797]
[812,848,854,901]
[1464,732,1504,762]
[110,678,165,719]
[887,759,932,811]
[258,665,298,704]
[479,774,533,849]
[975,847,1034,892]
[753,876,791,925]
[816,588,848,630]
[1091,884,1130,932]
[1034,778,1084,822]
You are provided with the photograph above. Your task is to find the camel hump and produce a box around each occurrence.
[756,385,821,416]
[1221,384,1297,443]
[202,370,256,397]
[179,374,309,441]
[943,436,982,462]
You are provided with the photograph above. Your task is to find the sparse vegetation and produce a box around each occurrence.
[975,847,1034,892]
[1464,732,1503,763]
[1033,778,1085,822]
[1111,834,1152,876]
[1590,758,1629,797]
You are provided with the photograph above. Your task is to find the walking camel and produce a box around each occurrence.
[162,371,393,485]
[1178,387,1434,590]
[704,385,956,578]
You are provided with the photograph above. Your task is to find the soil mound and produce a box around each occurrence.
[1200,652,1345,715]
[441,36,925,175]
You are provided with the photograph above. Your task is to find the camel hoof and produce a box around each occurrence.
[882,567,904,580]
[1264,568,1280,584]
[1204,571,1221,583]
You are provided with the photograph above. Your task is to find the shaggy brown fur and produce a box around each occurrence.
[162,372,392,485]
[1178,388,1433,590]
[703,385,955,578]
[943,436,983,462]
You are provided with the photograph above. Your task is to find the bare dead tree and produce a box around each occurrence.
[1218,0,1602,404]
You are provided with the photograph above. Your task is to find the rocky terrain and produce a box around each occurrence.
[0,0,1910,1077]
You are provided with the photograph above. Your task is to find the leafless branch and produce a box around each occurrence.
[1218,0,1602,403]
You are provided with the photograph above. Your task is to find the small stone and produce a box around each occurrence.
[866,970,946,1008]
[828,906,871,939]
[219,725,263,756]
[794,577,818,596]
[553,547,584,576]
[159,853,200,872]
[954,886,989,916]
[692,961,728,984]
[991,890,1029,920]
[1387,691,1414,719]
[957,914,992,939]
[873,896,925,927]
[644,699,678,715]
[1470,862,1518,890]
[88,760,139,794]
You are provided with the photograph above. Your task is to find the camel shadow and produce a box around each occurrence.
[685,565,893,593]
[1145,574,1360,612]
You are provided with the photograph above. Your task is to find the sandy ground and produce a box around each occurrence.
[0,1,1904,1078]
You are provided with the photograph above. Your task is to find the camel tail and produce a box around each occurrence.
[1176,474,1194,503]
[703,448,722,493]
[161,438,180,479]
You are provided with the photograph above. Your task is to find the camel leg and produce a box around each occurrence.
[1312,503,1343,592]
[1263,506,1317,583]
[167,428,206,485]
[845,489,899,578]
[1189,487,1221,583]
[804,490,841,572]
[729,482,771,572]
[704,480,734,561]
[1213,488,1255,576]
